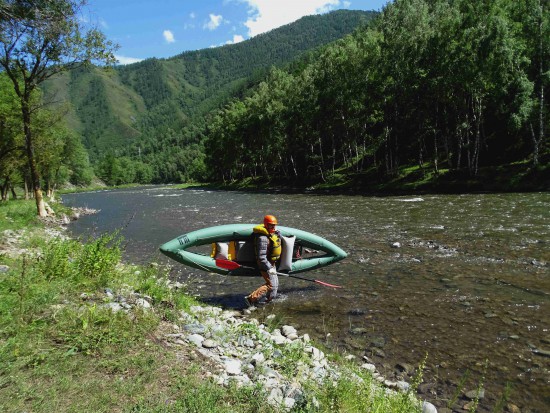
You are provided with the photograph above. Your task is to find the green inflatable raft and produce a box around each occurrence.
[159,224,347,276]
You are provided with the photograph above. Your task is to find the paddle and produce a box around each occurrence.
[215,259,343,289]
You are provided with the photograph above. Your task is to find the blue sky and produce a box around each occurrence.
[84,0,390,64]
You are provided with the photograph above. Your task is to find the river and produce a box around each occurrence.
[61,187,550,412]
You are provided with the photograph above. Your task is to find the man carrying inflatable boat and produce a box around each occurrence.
[245,215,283,307]
[159,216,347,301]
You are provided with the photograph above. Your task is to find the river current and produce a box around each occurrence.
[62,187,550,412]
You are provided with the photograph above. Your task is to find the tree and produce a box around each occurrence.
[0,0,116,216]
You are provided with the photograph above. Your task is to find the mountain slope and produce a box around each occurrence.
[43,10,377,162]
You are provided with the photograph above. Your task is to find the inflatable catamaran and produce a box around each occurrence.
[159,224,347,276]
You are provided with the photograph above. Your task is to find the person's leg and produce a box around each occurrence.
[247,271,271,303]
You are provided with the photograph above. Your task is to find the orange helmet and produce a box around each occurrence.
[263,214,278,229]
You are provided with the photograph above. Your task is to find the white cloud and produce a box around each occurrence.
[226,34,245,44]
[343,1,352,7]
[163,30,175,43]
[115,55,143,65]
[190,12,196,19]
[204,14,224,31]
[240,0,342,37]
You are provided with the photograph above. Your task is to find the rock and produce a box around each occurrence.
[396,362,414,374]
[464,388,485,400]
[103,302,123,312]
[506,403,521,413]
[135,298,151,309]
[0,265,9,273]
[267,387,283,406]
[384,380,397,388]
[391,242,401,248]
[225,359,241,376]
[273,335,287,345]
[369,336,386,348]
[283,397,295,409]
[396,381,410,392]
[183,323,207,334]
[187,334,205,347]
[422,401,438,413]
[251,352,265,365]
[202,339,217,349]
[311,347,325,362]
[361,363,377,373]
[532,348,550,357]
[282,325,297,337]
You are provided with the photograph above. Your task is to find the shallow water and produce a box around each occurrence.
[62,187,550,412]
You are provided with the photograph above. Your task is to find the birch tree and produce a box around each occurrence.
[0,0,116,216]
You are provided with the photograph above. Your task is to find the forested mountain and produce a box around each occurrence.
[32,2,550,191]
[42,10,376,183]
[206,0,549,191]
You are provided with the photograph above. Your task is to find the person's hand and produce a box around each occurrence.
[268,267,277,276]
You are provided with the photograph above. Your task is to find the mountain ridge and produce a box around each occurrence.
[44,10,377,163]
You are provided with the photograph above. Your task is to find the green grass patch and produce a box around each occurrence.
[0,199,42,232]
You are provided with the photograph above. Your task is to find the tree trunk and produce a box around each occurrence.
[22,102,48,217]
[1,177,8,201]
[24,179,29,200]
[532,3,545,167]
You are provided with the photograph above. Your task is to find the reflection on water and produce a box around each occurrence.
[62,187,550,412]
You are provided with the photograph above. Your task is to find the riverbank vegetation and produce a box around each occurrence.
[0,199,424,412]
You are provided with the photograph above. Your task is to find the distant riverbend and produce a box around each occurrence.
[62,187,550,412]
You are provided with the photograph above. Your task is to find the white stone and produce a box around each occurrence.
[202,339,217,349]
[283,397,296,409]
[397,381,410,392]
[103,302,123,312]
[225,359,241,376]
[312,347,325,362]
[135,298,151,309]
[422,401,438,413]
[273,335,287,345]
[282,325,297,337]
[252,352,265,365]
[267,388,283,406]
[187,334,205,347]
[391,242,401,248]
[361,363,377,373]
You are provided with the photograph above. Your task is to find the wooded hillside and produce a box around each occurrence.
[41,10,375,184]
[205,0,549,192]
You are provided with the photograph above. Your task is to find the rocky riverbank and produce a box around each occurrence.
[80,281,436,412]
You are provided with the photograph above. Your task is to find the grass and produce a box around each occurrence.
[0,199,423,412]
[0,198,41,232]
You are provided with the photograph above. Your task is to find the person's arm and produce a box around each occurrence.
[255,235,272,271]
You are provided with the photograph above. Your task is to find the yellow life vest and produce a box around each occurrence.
[253,224,282,262]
